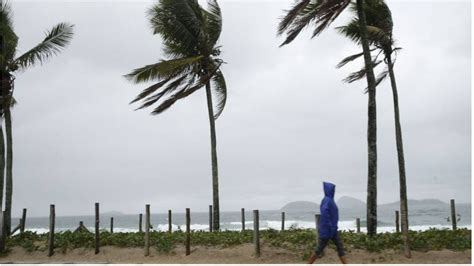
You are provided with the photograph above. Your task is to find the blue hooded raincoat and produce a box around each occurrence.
[319,182,338,239]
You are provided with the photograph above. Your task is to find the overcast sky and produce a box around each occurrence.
[7,0,471,216]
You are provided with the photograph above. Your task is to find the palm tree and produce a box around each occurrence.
[278,0,379,236]
[0,0,74,234]
[125,0,226,231]
[336,0,410,257]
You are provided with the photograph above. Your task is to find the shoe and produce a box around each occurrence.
[339,256,348,264]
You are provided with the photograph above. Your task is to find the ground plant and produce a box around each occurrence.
[3,228,470,258]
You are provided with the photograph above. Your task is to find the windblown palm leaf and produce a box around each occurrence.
[13,23,74,70]
[277,0,351,46]
[211,69,226,119]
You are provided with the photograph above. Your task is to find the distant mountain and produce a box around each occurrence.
[280,201,318,212]
[279,198,463,214]
[337,196,365,210]
[380,199,449,209]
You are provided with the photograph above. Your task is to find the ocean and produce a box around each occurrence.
[15,203,471,234]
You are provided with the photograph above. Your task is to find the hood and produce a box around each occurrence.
[323,182,335,198]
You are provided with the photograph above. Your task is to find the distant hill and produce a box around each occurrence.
[280,201,318,212]
[279,198,464,215]
[381,199,448,209]
[337,196,365,210]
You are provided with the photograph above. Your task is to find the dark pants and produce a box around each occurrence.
[314,232,345,257]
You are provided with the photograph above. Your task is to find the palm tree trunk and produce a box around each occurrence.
[386,53,411,257]
[0,125,5,209]
[205,82,220,231]
[3,107,11,235]
[0,35,9,235]
[356,0,378,237]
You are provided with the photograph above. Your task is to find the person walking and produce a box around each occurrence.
[308,182,347,264]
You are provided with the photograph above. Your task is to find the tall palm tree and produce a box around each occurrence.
[0,0,74,234]
[278,0,379,236]
[336,0,411,257]
[125,0,226,231]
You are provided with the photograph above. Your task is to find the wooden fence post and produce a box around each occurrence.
[0,211,5,252]
[139,213,143,233]
[95,203,100,254]
[48,204,55,257]
[110,217,114,233]
[315,214,320,242]
[20,208,26,234]
[168,210,172,233]
[144,205,150,256]
[281,212,285,231]
[253,210,260,257]
[395,211,400,233]
[241,208,245,231]
[209,205,213,232]
[450,199,457,230]
[356,218,360,233]
[185,208,191,256]
[10,219,21,235]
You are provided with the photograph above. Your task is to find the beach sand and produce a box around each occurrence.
[0,244,470,264]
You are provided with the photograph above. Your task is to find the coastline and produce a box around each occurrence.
[19,223,472,235]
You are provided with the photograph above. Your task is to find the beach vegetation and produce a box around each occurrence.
[3,228,470,259]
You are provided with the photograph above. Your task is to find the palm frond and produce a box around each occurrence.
[336,51,365,69]
[277,0,310,36]
[336,20,361,43]
[279,2,319,47]
[151,78,203,115]
[0,1,13,29]
[375,67,388,86]
[150,62,222,116]
[343,59,382,83]
[311,0,351,38]
[337,0,393,48]
[148,0,203,58]
[211,69,226,120]
[363,67,388,93]
[125,56,203,84]
[13,22,74,70]
[279,0,351,47]
[135,75,188,110]
[130,78,172,104]
[204,0,222,47]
